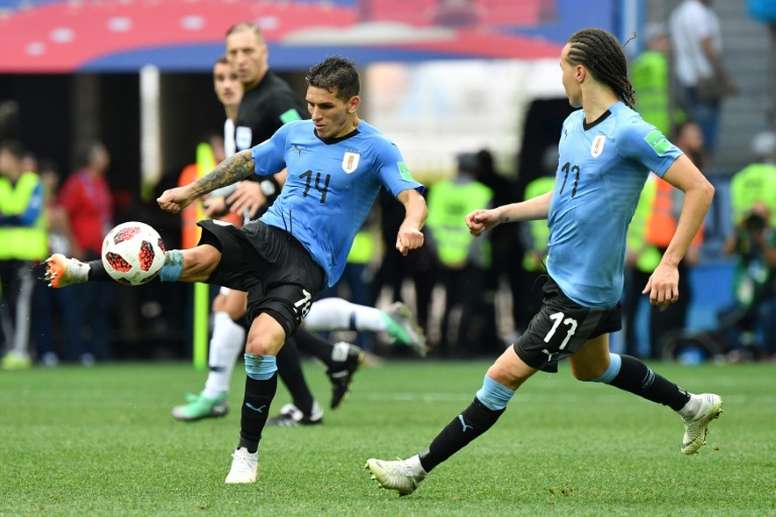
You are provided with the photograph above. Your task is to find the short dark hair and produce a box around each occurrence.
[306,57,360,101]
[566,28,636,109]
[0,140,25,159]
[214,55,229,67]
[225,22,263,41]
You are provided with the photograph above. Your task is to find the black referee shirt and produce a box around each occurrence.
[234,70,305,151]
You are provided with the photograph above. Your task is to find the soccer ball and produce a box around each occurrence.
[101,221,166,285]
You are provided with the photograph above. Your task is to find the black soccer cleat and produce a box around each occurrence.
[327,342,364,409]
[266,402,323,427]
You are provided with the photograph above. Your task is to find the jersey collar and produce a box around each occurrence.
[314,127,360,145]
[582,109,612,131]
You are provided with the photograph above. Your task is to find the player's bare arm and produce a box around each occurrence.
[642,154,715,306]
[466,191,553,236]
[395,189,427,256]
[192,150,256,198]
[157,150,256,213]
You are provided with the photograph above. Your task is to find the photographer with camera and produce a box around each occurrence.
[726,132,776,358]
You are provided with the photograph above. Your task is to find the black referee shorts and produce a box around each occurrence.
[513,276,622,373]
[197,220,325,337]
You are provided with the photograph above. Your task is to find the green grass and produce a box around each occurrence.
[1,360,775,516]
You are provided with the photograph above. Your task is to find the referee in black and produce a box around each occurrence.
[222,22,303,215]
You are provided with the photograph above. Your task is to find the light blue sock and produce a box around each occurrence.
[244,353,277,381]
[590,353,622,383]
[475,376,515,411]
[158,250,184,282]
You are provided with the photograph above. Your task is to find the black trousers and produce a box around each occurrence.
[624,261,690,359]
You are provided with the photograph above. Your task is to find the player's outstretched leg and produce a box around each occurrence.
[365,347,535,495]
[43,254,91,288]
[303,297,427,356]
[45,246,220,287]
[572,343,722,455]
[225,313,285,484]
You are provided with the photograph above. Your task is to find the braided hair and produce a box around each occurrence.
[566,28,636,109]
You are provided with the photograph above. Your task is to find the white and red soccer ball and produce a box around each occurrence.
[101,221,166,285]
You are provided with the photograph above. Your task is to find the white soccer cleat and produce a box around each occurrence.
[224,447,258,484]
[44,254,90,288]
[680,393,723,455]
[365,455,426,496]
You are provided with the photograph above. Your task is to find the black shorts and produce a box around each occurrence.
[197,220,325,337]
[513,276,622,373]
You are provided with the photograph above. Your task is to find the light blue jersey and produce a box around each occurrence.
[547,101,683,308]
[251,119,423,286]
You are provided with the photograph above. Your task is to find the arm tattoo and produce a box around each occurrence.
[190,150,255,197]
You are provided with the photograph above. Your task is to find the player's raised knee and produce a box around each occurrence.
[572,353,620,382]
[245,314,286,356]
[483,347,536,389]
[485,363,523,388]
[571,363,607,382]
[244,333,280,356]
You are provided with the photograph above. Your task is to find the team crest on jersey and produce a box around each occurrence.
[342,152,360,174]
[591,135,606,158]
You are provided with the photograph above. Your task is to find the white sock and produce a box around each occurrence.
[304,297,387,332]
[350,303,388,332]
[202,312,246,399]
[678,393,701,419]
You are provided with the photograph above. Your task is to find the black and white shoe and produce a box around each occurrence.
[327,342,364,409]
[266,402,323,427]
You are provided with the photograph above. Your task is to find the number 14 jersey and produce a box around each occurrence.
[251,119,424,287]
[547,101,683,309]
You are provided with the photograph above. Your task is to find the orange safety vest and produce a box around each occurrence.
[645,177,703,248]
[178,164,200,249]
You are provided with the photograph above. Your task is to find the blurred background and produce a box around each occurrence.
[1,0,774,367]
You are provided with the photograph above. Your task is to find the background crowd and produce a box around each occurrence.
[1,0,775,368]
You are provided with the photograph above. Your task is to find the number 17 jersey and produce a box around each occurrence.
[251,119,424,287]
[546,101,683,309]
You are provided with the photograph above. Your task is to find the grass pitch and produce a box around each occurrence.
[1,360,774,516]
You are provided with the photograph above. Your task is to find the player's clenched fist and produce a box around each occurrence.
[396,225,424,256]
[466,208,499,236]
[157,186,196,214]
